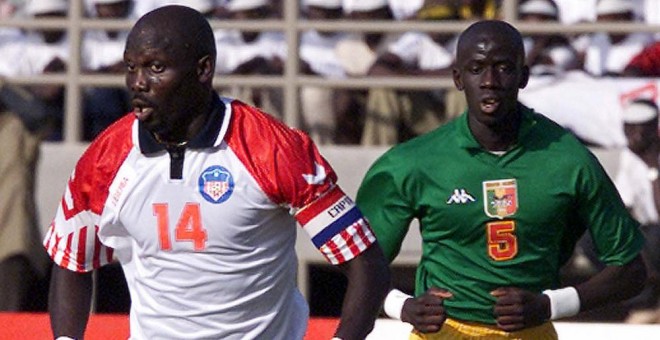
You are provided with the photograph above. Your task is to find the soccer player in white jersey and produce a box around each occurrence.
[44,5,390,340]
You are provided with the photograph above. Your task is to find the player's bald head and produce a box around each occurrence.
[126,5,216,62]
[456,20,525,66]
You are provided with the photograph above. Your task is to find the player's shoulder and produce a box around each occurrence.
[227,99,312,151]
[78,113,135,172]
[528,110,593,155]
[361,123,455,184]
[383,118,458,162]
[526,109,604,174]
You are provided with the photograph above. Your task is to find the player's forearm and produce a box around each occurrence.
[575,254,647,312]
[335,245,391,340]
[48,264,94,339]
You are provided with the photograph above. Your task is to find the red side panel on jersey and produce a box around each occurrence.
[225,101,375,264]
[43,114,133,272]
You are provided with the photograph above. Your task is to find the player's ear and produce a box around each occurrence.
[518,65,530,89]
[452,67,464,91]
[197,55,214,82]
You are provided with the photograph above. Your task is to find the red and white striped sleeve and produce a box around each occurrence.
[43,116,134,272]
[43,169,114,272]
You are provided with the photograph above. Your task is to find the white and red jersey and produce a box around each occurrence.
[43,96,376,340]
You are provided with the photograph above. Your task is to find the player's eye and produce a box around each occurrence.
[126,63,135,72]
[150,63,165,73]
[469,65,482,74]
[497,63,513,73]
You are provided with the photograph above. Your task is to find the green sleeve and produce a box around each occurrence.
[577,152,645,265]
[356,154,416,262]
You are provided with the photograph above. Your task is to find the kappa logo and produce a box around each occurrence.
[446,189,475,204]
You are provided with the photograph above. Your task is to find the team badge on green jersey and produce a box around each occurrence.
[483,179,518,219]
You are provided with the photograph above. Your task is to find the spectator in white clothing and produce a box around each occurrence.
[0,1,24,75]
[518,0,579,76]
[359,0,458,145]
[11,0,70,141]
[615,99,660,323]
[579,0,654,76]
[616,99,660,225]
[299,0,349,144]
[387,0,424,20]
[0,3,52,311]
[334,0,399,143]
[133,0,218,18]
[337,0,399,77]
[81,0,134,140]
[642,0,660,38]
[552,0,597,24]
[215,0,286,119]
[573,97,660,322]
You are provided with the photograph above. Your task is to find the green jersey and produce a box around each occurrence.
[356,105,644,324]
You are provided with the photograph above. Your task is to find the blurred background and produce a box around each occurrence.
[1,0,660,329]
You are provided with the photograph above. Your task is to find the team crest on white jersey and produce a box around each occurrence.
[198,165,234,204]
[483,179,518,219]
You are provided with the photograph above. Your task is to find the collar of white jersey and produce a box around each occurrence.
[137,93,228,154]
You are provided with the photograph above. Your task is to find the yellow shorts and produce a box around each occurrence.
[409,317,558,340]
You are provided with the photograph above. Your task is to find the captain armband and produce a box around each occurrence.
[542,286,581,320]
[383,289,412,320]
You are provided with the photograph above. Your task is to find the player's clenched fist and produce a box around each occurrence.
[401,287,453,333]
[491,287,551,332]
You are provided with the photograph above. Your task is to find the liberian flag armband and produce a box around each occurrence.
[296,187,376,265]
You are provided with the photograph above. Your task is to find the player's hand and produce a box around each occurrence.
[491,287,550,332]
[401,287,453,333]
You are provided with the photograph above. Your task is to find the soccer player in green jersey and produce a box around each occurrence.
[356,20,647,339]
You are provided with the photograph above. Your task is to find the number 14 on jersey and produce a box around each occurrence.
[153,203,209,251]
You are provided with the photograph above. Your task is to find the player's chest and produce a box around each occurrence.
[106,150,285,252]
[417,165,575,239]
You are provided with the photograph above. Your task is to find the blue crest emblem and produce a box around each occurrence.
[198,165,234,204]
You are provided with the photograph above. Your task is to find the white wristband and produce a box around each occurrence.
[55,337,77,340]
[542,287,581,320]
[383,289,412,320]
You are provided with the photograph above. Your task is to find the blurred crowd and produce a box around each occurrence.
[1,0,660,324]
[0,0,657,144]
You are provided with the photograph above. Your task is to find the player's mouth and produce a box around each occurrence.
[133,106,154,121]
[480,97,500,114]
[132,100,154,121]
